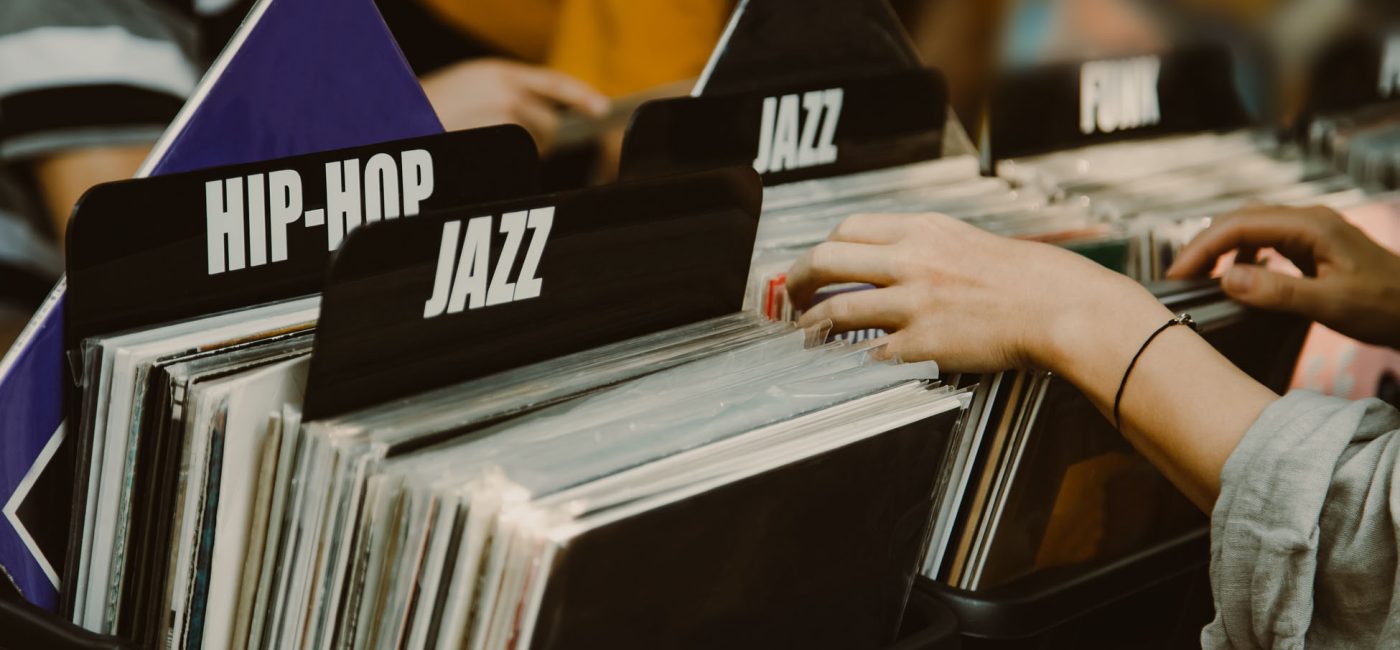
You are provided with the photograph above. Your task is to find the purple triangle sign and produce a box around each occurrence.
[0,0,441,611]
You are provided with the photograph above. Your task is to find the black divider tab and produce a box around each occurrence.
[1306,31,1400,116]
[64,126,539,349]
[302,166,762,421]
[986,47,1249,161]
[696,0,921,96]
[620,69,947,186]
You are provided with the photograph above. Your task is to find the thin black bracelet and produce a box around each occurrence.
[1113,313,1199,431]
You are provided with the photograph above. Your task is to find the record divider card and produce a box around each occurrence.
[301,166,762,421]
[63,126,541,352]
[983,46,1252,163]
[693,0,923,97]
[620,69,949,186]
[618,0,949,186]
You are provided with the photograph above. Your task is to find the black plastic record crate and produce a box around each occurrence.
[0,598,130,650]
[3,587,962,650]
[923,528,1212,649]
[891,587,963,650]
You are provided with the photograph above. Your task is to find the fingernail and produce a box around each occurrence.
[1224,266,1254,293]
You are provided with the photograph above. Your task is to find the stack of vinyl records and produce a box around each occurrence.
[749,155,1113,321]
[58,131,974,649]
[268,317,968,650]
[982,46,1373,284]
[997,131,1366,281]
[1310,102,1400,190]
[68,297,318,644]
[58,128,543,649]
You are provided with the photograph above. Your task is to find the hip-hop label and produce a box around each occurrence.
[205,149,435,274]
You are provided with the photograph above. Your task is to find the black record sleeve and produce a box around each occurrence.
[528,407,963,650]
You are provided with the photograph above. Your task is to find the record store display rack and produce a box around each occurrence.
[12,127,974,650]
[5,1,1400,649]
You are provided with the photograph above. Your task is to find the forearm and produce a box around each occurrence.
[1045,281,1279,511]
[782,213,1285,511]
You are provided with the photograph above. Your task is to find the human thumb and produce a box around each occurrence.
[1222,265,1324,317]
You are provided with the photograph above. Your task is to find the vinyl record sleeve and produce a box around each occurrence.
[970,376,1200,590]
[123,334,312,646]
[941,371,1028,585]
[921,373,1004,579]
[523,408,964,650]
[246,404,303,650]
[230,408,283,650]
[198,356,309,650]
[74,299,318,632]
[467,383,955,648]
[164,373,231,648]
[951,282,1310,592]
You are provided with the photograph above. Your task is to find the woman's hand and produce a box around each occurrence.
[1167,205,1400,350]
[787,212,1278,511]
[420,59,609,153]
[786,212,1171,375]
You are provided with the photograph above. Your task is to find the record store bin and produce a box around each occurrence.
[0,1,978,648]
[6,1,1400,649]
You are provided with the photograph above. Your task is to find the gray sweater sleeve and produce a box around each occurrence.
[1203,390,1400,649]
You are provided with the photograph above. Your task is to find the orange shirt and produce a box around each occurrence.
[417,0,734,96]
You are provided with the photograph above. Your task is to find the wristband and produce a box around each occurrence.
[1113,313,1199,431]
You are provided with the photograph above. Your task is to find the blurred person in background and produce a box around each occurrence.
[377,0,735,186]
[382,0,732,150]
[0,0,200,351]
[189,0,736,179]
